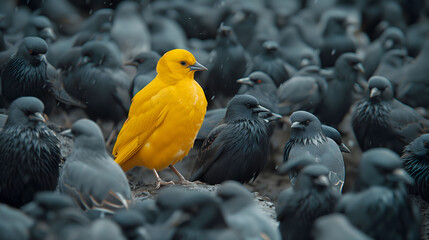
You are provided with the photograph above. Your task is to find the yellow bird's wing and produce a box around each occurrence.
[112,80,169,167]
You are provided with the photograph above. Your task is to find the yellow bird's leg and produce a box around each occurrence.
[169,165,194,185]
[153,169,175,189]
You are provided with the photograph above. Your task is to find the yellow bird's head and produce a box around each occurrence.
[156,49,207,83]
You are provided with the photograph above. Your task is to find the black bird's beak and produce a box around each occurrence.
[314,175,330,187]
[300,58,311,67]
[262,112,283,123]
[188,61,207,71]
[236,77,254,86]
[354,63,365,73]
[370,88,381,98]
[60,129,73,138]
[252,105,270,114]
[77,56,90,67]
[40,27,56,41]
[124,61,138,67]
[29,112,46,123]
[339,143,351,153]
[291,121,305,130]
[389,168,414,185]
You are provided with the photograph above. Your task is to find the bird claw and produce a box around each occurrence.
[178,179,196,186]
[155,179,175,189]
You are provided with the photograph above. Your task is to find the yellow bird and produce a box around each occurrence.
[113,49,207,188]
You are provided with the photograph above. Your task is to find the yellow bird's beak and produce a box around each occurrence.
[188,61,207,71]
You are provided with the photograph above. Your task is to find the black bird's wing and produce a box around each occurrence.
[390,100,429,143]
[283,140,294,163]
[190,123,227,181]
[59,158,131,214]
[47,64,86,108]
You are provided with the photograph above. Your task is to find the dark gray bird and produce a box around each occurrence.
[277,65,328,116]
[283,111,345,191]
[352,76,429,155]
[0,203,34,240]
[279,25,320,69]
[401,134,429,201]
[249,40,295,87]
[312,214,373,240]
[314,52,365,127]
[1,37,80,114]
[112,210,148,240]
[156,187,242,240]
[64,40,131,124]
[23,15,56,44]
[362,27,405,78]
[397,39,429,108]
[110,1,150,61]
[217,181,281,240]
[125,51,160,98]
[0,97,60,208]
[276,164,339,240]
[336,148,421,240]
[321,125,351,153]
[196,71,280,142]
[203,24,252,105]
[21,191,91,240]
[82,218,126,240]
[190,94,272,184]
[58,119,132,214]
[319,11,357,68]
[373,48,412,89]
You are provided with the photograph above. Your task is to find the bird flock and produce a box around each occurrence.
[0,0,429,239]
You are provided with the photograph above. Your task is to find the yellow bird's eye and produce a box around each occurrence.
[180,61,186,66]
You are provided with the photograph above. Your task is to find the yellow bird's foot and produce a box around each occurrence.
[153,168,175,189]
[155,178,175,189]
[168,165,196,186]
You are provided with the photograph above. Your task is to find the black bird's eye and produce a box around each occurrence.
[180,61,186,66]
[304,120,310,125]
[256,79,262,84]
[424,142,428,148]
[139,59,145,63]
[246,103,252,108]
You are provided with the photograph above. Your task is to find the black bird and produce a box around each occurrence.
[401,134,429,201]
[203,24,252,106]
[0,97,60,208]
[249,40,295,87]
[397,39,429,108]
[283,111,345,191]
[373,48,412,89]
[352,76,429,154]
[314,52,365,127]
[190,94,271,184]
[236,71,279,113]
[21,191,91,240]
[279,25,320,69]
[1,37,79,114]
[322,125,351,153]
[217,181,281,240]
[277,65,328,116]
[312,214,373,240]
[110,1,150,61]
[0,203,34,240]
[58,119,132,214]
[336,148,421,240]
[156,187,242,240]
[319,11,356,68]
[112,210,148,240]
[276,164,339,240]
[196,71,280,142]
[64,40,131,124]
[362,27,405,79]
[24,15,56,44]
[125,51,160,98]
